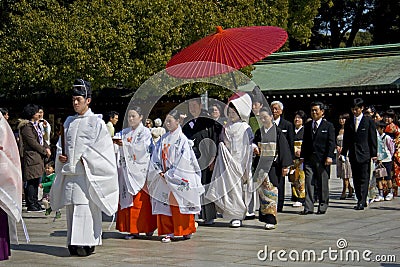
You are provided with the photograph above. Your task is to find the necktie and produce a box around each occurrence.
[355,117,359,131]
[313,121,318,134]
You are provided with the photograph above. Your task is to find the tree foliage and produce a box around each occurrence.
[0,0,321,98]
[310,0,375,49]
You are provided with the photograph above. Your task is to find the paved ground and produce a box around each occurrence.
[3,167,400,267]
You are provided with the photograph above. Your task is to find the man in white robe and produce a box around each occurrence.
[50,79,118,257]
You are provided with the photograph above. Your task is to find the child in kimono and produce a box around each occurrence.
[147,110,204,243]
[253,107,292,230]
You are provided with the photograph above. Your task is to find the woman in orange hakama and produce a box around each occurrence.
[115,106,157,239]
[148,110,204,243]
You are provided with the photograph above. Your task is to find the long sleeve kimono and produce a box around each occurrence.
[205,121,254,221]
[116,123,157,234]
[148,126,204,216]
[147,126,204,237]
[50,108,118,246]
[0,112,23,260]
[253,125,292,225]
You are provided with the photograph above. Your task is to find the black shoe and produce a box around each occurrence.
[75,246,93,257]
[354,204,364,210]
[299,210,313,215]
[88,246,95,254]
[27,207,44,213]
[35,203,45,211]
[316,210,326,215]
[68,245,78,256]
[244,214,256,220]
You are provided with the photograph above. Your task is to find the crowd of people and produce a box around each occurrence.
[1,80,400,260]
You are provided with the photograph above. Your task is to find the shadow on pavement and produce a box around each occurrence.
[11,244,69,257]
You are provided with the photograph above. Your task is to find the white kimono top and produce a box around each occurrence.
[118,123,152,209]
[147,126,204,216]
[50,109,118,216]
[205,121,254,220]
[0,112,24,243]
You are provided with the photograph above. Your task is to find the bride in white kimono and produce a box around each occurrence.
[205,93,254,228]
[147,110,204,243]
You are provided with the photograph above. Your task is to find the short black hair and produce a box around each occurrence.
[0,108,9,114]
[22,104,39,120]
[310,101,326,111]
[294,110,307,122]
[106,111,119,121]
[45,161,55,169]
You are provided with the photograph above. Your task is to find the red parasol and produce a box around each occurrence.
[166,25,288,78]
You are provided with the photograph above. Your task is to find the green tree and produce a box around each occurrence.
[0,0,320,99]
[310,0,374,49]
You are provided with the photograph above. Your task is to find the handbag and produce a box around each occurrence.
[374,162,388,178]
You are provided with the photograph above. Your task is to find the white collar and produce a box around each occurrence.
[273,117,281,126]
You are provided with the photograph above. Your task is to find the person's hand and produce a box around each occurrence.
[325,157,333,166]
[45,148,51,157]
[209,161,215,171]
[59,154,68,163]
[253,147,260,155]
[39,183,43,189]
[113,139,123,146]
[336,146,342,154]
[295,150,301,158]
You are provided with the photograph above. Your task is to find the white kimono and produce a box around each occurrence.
[118,123,152,209]
[0,112,23,243]
[50,109,118,246]
[147,126,204,216]
[205,121,253,220]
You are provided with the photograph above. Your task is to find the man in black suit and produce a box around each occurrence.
[300,101,335,215]
[182,98,222,224]
[341,98,377,210]
[270,101,294,212]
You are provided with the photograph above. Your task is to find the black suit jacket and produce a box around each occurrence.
[300,119,335,164]
[341,115,377,163]
[182,111,222,159]
[276,118,295,159]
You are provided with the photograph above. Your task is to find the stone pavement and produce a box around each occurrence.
[2,168,400,267]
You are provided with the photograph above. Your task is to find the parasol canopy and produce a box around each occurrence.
[166,25,288,78]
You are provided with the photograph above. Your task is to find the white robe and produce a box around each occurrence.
[205,121,253,220]
[118,123,152,209]
[50,109,118,245]
[147,126,204,216]
[0,112,23,243]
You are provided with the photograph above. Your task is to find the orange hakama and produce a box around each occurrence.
[116,187,157,234]
[157,194,196,236]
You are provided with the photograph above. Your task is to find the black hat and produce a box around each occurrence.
[72,79,92,98]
